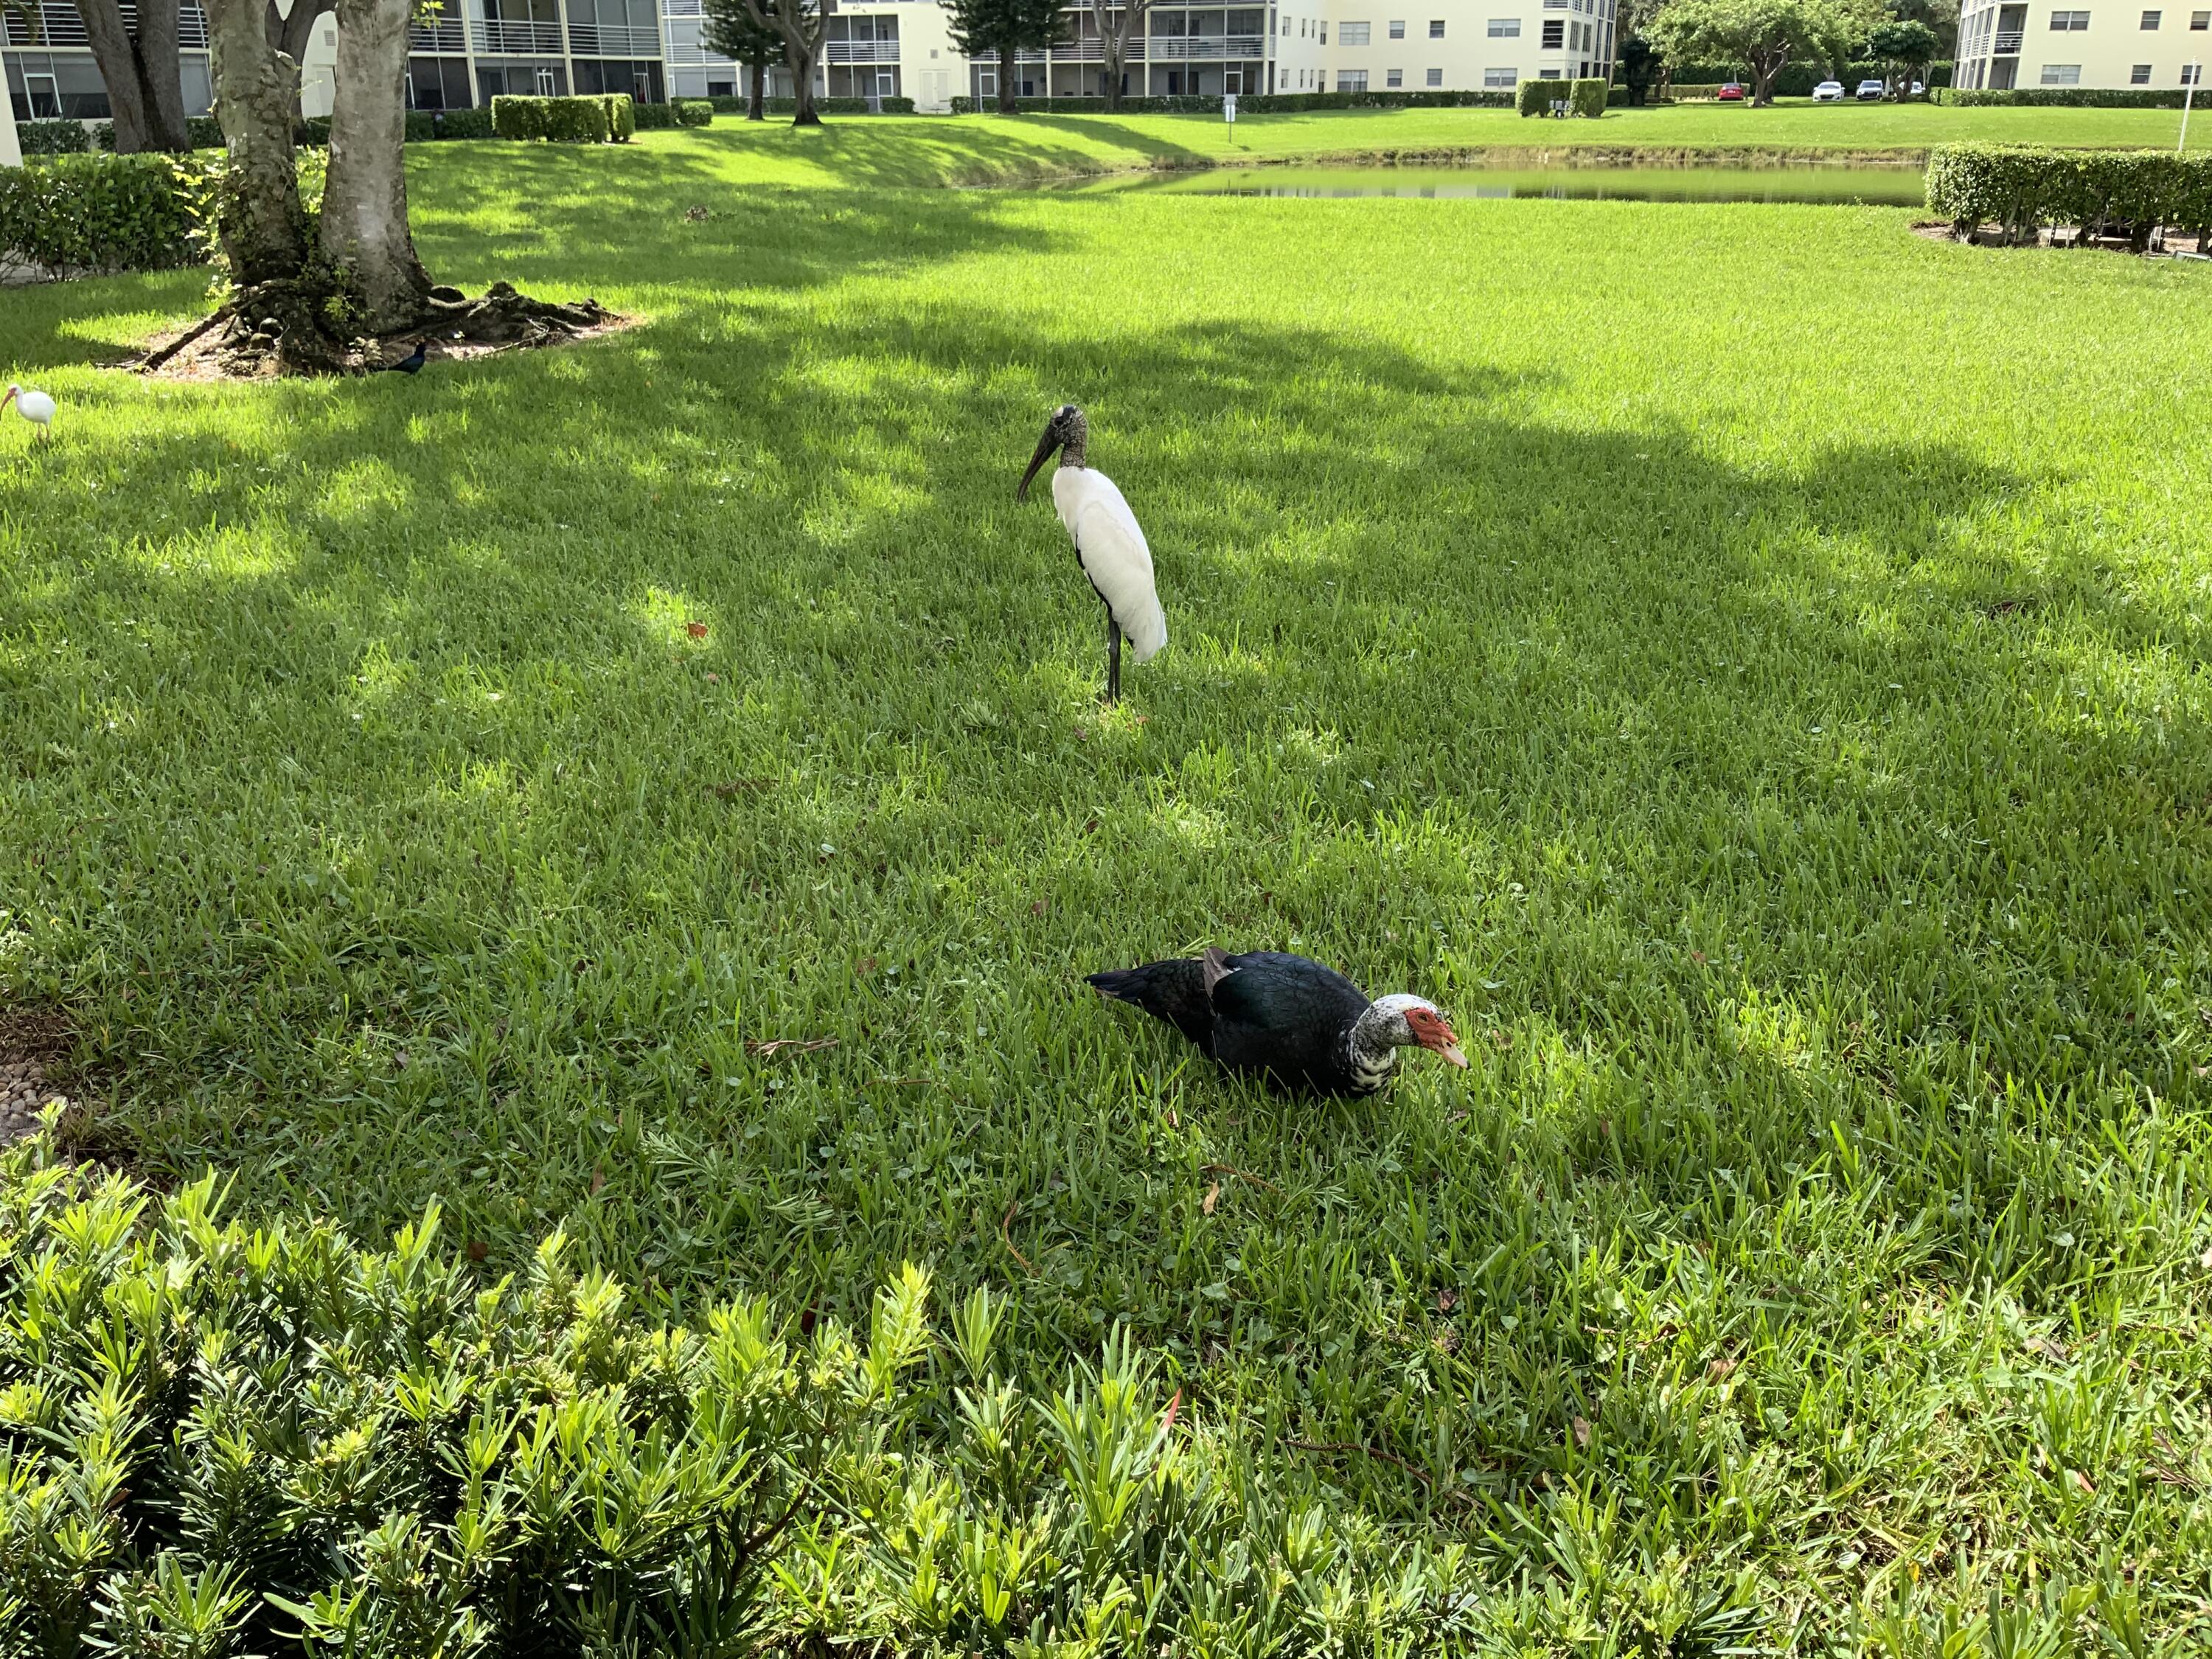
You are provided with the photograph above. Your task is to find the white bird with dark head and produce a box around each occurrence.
[1018,404,1166,705]
[3,384,55,437]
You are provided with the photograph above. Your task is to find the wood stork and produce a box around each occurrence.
[2,384,55,437]
[1087,948,1468,1097]
[1017,404,1166,705]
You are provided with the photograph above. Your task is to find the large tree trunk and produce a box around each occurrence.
[997,43,1017,113]
[789,44,821,122]
[77,0,189,151]
[204,0,309,282]
[321,0,431,330]
[747,58,765,119]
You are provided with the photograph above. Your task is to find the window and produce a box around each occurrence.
[1428,16,1445,34]
[2195,8,2211,24]
[2040,60,2083,77]
[1484,65,1517,85]
[2048,8,2089,26]
[1338,69,1368,88]
[2140,7,2160,23]
[1542,18,1565,46]
[2188,59,2205,75]
[1425,64,1442,81]
[1388,16,1405,34]
[1540,63,1562,74]
[1386,66,1403,83]
[2132,58,2153,74]
[1320,21,1328,39]
[1489,15,1520,32]
[1341,20,1371,43]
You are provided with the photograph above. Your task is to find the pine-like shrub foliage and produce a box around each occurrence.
[0,1135,1468,1657]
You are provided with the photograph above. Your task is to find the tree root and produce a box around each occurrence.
[139,279,619,380]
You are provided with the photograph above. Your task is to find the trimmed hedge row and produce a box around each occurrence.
[490,94,641,142]
[1935,86,2201,108]
[946,88,1515,114]
[1925,143,2212,244]
[89,114,226,153]
[0,1138,1468,1658]
[1666,60,1954,95]
[700,94,919,114]
[0,150,218,274]
[1517,77,1608,117]
[15,119,91,155]
[631,97,714,129]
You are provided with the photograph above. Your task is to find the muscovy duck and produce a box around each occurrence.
[1086,948,1467,1096]
[1017,403,1166,705]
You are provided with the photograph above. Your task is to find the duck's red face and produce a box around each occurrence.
[1404,1006,1468,1068]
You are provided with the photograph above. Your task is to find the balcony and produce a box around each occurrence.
[5,1,208,49]
[470,16,566,50]
[1146,32,1264,55]
[567,18,660,52]
[1994,28,2023,49]
[408,17,468,50]
[826,37,900,60]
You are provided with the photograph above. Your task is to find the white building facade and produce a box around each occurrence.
[1954,0,2207,88]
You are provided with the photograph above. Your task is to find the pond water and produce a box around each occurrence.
[1067,165,1926,206]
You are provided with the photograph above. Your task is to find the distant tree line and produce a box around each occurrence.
[1617,0,1947,107]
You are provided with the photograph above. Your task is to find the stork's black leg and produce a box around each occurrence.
[1105,607,1121,705]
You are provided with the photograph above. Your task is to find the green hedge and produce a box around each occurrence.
[1935,86,2200,108]
[1663,60,1954,94]
[603,91,637,140]
[15,119,91,155]
[1924,143,2212,244]
[424,105,496,139]
[945,89,1513,114]
[0,1137,1467,1656]
[0,150,217,274]
[677,97,714,126]
[1517,77,1573,116]
[88,114,225,153]
[491,94,614,142]
[633,99,679,128]
[1570,77,1608,118]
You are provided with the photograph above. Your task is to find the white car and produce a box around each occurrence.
[1812,80,1846,100]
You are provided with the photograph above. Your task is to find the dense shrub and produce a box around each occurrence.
[1935,86,2199,108]
[1570,77,1609,118]
[945,89,1513,114]
[603,91,637,140]
[15,119,90,155]
[425,105,495,139]
[0,1138,1468,1656]
[633,98,679,128]
[296,115,333,146]
[1518,77,1574,116]
[1664,60,1953,94]
[492,94,614,142]
[678,97,715,126]
[702,94,917,114]
[89,114,225,152]
[1924,143,2212,245]
[0,151,217,274]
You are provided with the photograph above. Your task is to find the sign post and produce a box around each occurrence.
[2183,63,2199,156]
[1223,92,1237,125]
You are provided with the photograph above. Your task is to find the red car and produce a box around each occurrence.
[1717,82,1747,100]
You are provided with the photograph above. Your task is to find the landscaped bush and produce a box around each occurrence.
[1517,77,1574,116]
[1935,86,2199,108]
[704,94,920,114]
[491,94,613,142]
[89,114,225,152]
[1570,77,1609,118]
[602,91,637,140]
[0,150,218,275]
[424,105,495,139]
[15,119,90,155]
[678,98,714,126]
[1924,143,2212,246]
[633,98,679,128]
[0,1135,1469,1656]
[944,90,1513,114]
[1664,60,1953,94]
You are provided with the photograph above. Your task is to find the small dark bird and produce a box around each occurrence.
[380,340,427,375]
[1087,948,1467,1096]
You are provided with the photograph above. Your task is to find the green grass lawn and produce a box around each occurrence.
[571,100,2208,189]
[4,114,2212,1646]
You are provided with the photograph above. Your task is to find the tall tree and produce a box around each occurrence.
[78,0,189,151]
[945,0,1065,114]
[265,0,338,114]
[737,0,830,124]
[204,0,308,285]
[1085,0,1151,108]
[1616,33,1660,103]
[319,0,431,330]
[1866,17,1938,93]
[1648,0,1880,105]
[702,0,785,119]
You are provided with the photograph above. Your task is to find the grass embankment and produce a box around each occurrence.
[595,101,2207,188]
[3,117,2211,1646]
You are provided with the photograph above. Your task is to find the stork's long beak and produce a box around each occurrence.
[1016,429,1059,503]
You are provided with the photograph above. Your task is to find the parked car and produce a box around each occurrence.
[1717,82,1747,100]
[1855,79,1888,100]
[1812,80,1846,100]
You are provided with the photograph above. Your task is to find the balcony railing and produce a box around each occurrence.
[1994,27,2023,48]
[408,17,468,49]
[470,16,566,50]
[1146,32,1263,55]
[663,0,701,11]
[568,19,660,52]
[826,37,900,60]
[5,1,208,49]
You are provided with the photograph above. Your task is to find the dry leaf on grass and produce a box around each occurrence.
[1572,1416,1592,1448]
[1201,1181,1220,1216]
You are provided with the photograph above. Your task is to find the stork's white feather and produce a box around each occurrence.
[1054,466,1166,663]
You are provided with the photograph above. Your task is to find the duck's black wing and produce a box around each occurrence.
[1206,952,1371,1093]
[1085,956,1215,1055]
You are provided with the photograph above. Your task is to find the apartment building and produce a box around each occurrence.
[1955,0,2208,88]
[665,0,964,104]
[4,1,212,120]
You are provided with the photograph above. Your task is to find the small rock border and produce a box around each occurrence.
[0,1009,74,1148]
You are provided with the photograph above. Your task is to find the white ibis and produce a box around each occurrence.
[1017,404,1166,704]
[1087,948,1468,1096]
[2,384,55,437]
